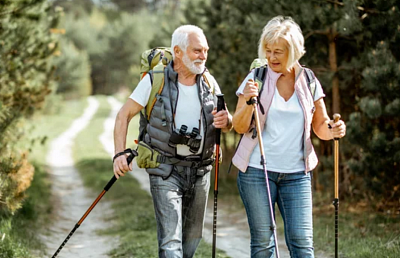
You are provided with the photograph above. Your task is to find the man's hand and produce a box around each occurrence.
[113,154,133,179]
[212,108,231,129]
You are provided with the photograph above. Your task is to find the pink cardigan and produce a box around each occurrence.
[232,64,319,173]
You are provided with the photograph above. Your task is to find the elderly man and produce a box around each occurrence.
[113,25,232,258]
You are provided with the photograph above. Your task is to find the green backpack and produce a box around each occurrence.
[249,58,316,100]
[139,47,173,121]
[139,47,214,121]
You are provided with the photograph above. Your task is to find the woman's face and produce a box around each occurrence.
[265,38,289,74]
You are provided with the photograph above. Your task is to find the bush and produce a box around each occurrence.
[0,0,60,213]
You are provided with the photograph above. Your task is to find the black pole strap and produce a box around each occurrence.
[113,148,136,163]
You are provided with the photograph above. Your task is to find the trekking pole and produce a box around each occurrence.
[212,94,225,258]
[250,96,280,258]
[52,149,138,258]
[331,113,341,258]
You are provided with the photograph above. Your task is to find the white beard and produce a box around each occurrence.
[182,53,205,74]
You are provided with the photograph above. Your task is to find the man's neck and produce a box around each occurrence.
[173,60,197,86]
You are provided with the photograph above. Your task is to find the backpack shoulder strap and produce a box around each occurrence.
[202,70,215,94]
[253,65,267,93]
[145,63,165,120]
[303,68,316,100]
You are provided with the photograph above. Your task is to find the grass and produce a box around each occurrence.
[0,98,88,257]
[312,196,400,258]
[73,95,229,257]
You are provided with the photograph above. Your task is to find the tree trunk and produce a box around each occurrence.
[329,27,340,114]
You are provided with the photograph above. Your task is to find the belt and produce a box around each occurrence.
[156,154,214,168]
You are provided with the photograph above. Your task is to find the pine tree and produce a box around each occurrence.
[347,41,400,206]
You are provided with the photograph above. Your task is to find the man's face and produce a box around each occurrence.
[182,33,209,74]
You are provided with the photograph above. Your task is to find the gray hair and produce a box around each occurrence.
[171,25,205,59]
[258,16,306,70]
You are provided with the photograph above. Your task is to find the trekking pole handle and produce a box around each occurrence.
[332,114,341,141]
[333,113,341,123]
[105,149,138,191]
[216,94,225,145]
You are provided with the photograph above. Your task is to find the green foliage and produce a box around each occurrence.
[53,39,92,99]
[100,11,157,92]
[0,0,60,213]
[347,41,400,202]
[61,7,159,94]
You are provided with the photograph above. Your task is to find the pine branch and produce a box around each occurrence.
[0,1,39,17]
[321,0,344,6]
[319,0,384,14]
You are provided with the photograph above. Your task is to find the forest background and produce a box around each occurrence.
[0,0,399,256]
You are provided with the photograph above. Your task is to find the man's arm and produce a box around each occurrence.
[113,99,143,179]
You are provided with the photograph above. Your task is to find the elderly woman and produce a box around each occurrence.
[232,16,346,258]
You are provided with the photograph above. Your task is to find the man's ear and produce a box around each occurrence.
[174,45,183,59]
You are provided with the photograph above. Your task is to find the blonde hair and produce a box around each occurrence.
[171,25,205,59]
[258,16,305,70]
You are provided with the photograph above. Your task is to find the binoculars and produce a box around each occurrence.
[168,125,202,153]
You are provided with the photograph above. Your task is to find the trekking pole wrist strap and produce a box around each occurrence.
[113,149,132,163]
[246,97,257,105]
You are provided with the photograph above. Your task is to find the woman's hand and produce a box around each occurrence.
[328,119,346,139]
[243,79,259,102]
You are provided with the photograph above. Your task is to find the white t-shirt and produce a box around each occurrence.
[130,74,204,156]
[236,69,325,172]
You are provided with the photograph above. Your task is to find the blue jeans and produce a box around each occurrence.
[237,167,314,258]
[150,167,210,258]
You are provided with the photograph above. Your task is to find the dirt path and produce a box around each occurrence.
[41,97,116,258]
[202,198,290,258]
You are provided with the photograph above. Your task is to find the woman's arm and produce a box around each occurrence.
[232,79,259,134]
[312,98,346,140]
